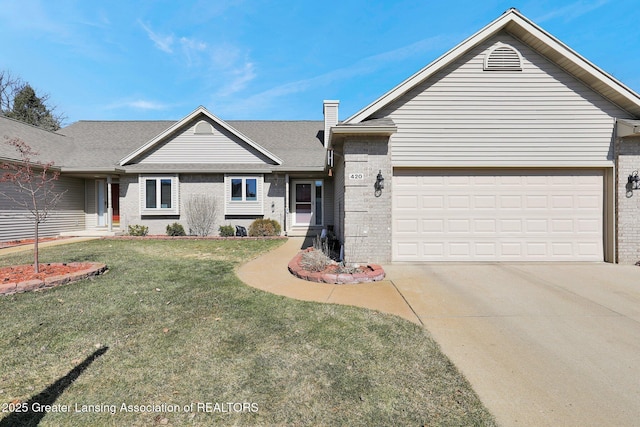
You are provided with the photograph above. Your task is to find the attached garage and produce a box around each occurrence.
[392,169,605,262]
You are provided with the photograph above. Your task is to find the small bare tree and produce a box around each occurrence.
[0,137,67,272]
[0,70,24,114]
[184,194,217,236]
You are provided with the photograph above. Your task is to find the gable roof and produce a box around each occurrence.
[345,8,640,123]
[119,106,283,166]
[58,118,325,173]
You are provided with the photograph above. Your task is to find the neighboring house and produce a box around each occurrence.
[2,9,640,263]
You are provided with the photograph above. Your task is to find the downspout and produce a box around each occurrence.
[107,176,113,232]
[613,118,619,263]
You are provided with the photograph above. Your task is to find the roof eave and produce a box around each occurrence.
[617,119,640,138]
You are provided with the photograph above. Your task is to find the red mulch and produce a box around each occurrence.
[0,263,94,284]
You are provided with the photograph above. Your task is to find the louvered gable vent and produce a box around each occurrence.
[484,45,522,71]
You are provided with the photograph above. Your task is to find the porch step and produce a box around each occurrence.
[59,229,124,238]
[286,227,324,238]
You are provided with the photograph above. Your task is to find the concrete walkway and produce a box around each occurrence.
[239,238,640,427]
[0,237,99,255]
[237,237,420,324]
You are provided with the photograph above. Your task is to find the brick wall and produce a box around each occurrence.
[341,136,392,263]
[616,137,640,264]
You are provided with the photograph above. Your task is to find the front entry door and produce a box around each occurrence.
[111,183,120,226]
[293,181,323,226]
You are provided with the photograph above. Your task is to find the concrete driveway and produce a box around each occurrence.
[385,262,640,427]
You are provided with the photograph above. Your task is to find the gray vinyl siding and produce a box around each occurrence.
[224,174,264,216]
[85,180,97,229]
[375,32,632,167]
[138,119,273,164]
[138,174,180,216]
[0,176,85,242]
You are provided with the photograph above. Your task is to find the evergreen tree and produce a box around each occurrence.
[5,84,62,131]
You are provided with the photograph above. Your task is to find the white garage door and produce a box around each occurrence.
[393,169,604,262]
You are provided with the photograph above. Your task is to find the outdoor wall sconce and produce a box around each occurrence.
[626,170,640,198]
[374,170,385,197]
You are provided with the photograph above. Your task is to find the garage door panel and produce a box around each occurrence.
[448,195,470,209]
[501,195,523,208]
[423,219,444,233]
[578,195,600,208]
[578,219,600,233]
[395,194,418,209]
[396,219,419,233]
[422,195,444,208]
[393,169,604,261]
[474,195,496,208]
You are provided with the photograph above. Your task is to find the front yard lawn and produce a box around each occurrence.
[0,239,496,426]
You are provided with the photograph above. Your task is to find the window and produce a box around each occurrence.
[229,177,258,202]
[140,175,179,215]
[225,175,263,215]
[246,179,257,201]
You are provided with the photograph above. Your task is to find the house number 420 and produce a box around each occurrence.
[349,173,365,180]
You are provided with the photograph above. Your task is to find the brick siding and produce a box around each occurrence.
[616,137,640,264]
[340,136,392,263]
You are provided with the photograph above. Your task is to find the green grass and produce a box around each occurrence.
[0,239,496,426]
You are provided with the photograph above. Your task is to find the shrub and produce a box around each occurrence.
[300,248,334,272]
[127,224,149,236]
[219,224,235,237]
[185,194,217,236]
[166,222,186,236]
[248,218,282,237]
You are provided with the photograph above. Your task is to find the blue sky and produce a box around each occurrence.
[0,0,638,126]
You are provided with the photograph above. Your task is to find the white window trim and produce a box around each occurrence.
[230,177,258,202]
[224,174,264,215]
[139,174,180,216]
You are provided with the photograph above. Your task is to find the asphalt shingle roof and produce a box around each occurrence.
[1,116,327,172]
[0,116,75,166]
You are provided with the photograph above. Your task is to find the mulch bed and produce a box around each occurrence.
[0,262,108,296]
[288,248,385,284]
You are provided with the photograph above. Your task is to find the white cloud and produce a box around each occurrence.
[180,36,208,66]
[535,0,610,22]
[217,35,451,115]
[216,62,257,97]
[139,20,174,53]
[205,44,257,96]
[106,99,170,111]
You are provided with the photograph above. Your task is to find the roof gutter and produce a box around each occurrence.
[330,125,397,135]
[61,167,126,174]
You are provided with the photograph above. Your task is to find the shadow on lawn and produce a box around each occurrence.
[0,346,108,427]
